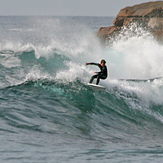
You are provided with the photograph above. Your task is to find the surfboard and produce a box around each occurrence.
[87,83,106,92]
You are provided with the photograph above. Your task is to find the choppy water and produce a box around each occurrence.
[1,16,163,163]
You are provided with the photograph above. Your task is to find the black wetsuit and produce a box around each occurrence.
[87,62,108,85]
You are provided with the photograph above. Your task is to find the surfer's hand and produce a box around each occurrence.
[94,72,97,73]
[85,62,88,65]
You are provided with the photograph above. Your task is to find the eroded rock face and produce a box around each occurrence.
[97,1,163,42]
[148,17,163,29]
[116,1,163,18]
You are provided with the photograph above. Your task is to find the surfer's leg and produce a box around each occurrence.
[96,75,107,85]
[96,76,100,85]
[89,75,97,83]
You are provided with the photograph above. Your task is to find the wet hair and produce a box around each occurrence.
[101,59,106,64]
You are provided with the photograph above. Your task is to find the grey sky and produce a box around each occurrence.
[0,0,158,16]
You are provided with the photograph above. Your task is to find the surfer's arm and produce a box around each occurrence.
[85,62,99,66]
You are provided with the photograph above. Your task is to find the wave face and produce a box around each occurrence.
[1,16,163,163]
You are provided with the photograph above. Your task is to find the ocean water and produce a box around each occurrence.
[0,16,163,163]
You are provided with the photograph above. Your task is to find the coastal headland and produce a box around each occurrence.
[97,1,163,42]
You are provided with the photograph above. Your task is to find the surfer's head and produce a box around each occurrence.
[101,59,106,66]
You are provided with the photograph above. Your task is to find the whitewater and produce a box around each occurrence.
[0,16,163,163]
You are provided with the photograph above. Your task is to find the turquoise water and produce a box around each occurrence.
[1,16,163,162]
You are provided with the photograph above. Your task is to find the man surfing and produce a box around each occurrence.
[85,59,108,85]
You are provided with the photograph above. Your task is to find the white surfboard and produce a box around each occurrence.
[87,83,106,92]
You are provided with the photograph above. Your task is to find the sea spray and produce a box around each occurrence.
[105,23,163,79]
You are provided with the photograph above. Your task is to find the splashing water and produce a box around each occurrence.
[0,16,163,163]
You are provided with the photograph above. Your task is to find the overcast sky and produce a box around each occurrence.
[0,0,158,16]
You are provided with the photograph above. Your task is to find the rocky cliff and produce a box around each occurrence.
[97,1,163,42]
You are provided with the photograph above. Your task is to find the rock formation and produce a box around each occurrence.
[97,1,163,42]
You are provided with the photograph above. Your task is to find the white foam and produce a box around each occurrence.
[106,24,163,79]
[25,65,53,82]
[0,55,21,68]
[55,61,92,83]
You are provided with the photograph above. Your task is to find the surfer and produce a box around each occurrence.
[85,59,108,85]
